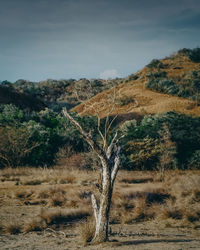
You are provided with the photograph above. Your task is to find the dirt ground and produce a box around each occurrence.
[0,168,200,249]
[0,222,200,250]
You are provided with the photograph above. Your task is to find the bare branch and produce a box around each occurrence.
[91,194,99,224]
[97,116,106,149]
[62,107,108,162]
[111,146,121,186]
[106,132,118,159]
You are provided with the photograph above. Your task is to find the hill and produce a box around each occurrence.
[5,78,123,111]
[0,85,45,111]
[73,48,200,118]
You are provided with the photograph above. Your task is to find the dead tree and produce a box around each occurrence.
[62,107,121,243]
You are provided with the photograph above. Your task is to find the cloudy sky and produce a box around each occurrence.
[0,0,200,82]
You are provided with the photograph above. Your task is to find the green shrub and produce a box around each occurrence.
[146,59,164,69]
[121,112,200,170]
[187,150,200,169]
[177,48,200,63]
[119,96,136,106]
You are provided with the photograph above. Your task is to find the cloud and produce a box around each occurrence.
[99,69,120,80]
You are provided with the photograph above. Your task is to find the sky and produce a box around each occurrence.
[0,0,200,82]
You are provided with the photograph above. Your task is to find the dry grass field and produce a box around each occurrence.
[0,166,200,249]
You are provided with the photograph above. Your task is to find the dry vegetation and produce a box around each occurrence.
[0,166,200,249]
[73,54,200,118]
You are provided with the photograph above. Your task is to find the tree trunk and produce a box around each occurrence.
[92,162,113,243]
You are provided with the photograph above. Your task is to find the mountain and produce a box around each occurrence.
[73,48,200,118]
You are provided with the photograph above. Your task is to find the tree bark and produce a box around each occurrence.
[91,162,113,243]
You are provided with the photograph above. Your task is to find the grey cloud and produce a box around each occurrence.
[0,0,199,81]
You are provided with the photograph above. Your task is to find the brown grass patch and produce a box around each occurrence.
[14,189,34,199]
[4,222,22,235]
[23,218,47,233]
[39,208,90,227]
[22,179,42,185]
[79,218,95,244]
[120,176,153,184]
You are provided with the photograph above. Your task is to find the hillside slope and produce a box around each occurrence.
[73,49,200,117]
[0,85,45,111]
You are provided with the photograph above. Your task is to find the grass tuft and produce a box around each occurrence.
[79,219,95,244]
[4,222,22,235]
[23,219,47,233]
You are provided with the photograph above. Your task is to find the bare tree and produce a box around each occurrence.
[62,105,122,243]
[62,86,140,243]
[62,108,121,242]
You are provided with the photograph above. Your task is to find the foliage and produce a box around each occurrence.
[146,59,164,69]
[121,112,200,170]
[146,70,200,104]
[0,105,64,167]
[177,48,200,63]
[187,150,200,169]
[124,137,161,170]
[8,78,123,111]
[0,104,101,168]
[157,124,177,179]
[118,96,136,106]
[0,125,39,168]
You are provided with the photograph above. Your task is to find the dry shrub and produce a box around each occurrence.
[14,189,33,199]
[79,219,95,244]
[120,176,153,184]
[65,153,87,169]
[35,188,50,199]
[0,167,31,178]
[132,196,148,221]
[0,223,3,234]
[23,218,47,233]
[32,186,68,207]
[58,175,76,184]
[22,179,42,185]
[23,199,47,206]
[35,185,65,198]
[183,206,200,223]
[39,208,90,227]
[48,193,67,207]
[157,199,183,220]
[22,208,90,232]
[4,222,22,234]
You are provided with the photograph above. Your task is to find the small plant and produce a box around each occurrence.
[0,223,3,234]
[39,208,90,227]
[4,222,22,234]
[23,219,47,233]
[177,48,200,63]
[22,179,42,185]
[118,96,136,106]
[146,59,164,69]
[79,219,95,244]
[14,189,33,199]
[48,193,66,207]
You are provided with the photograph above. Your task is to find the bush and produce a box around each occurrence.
[119,96,136,106]
[0,125,40,168]
[121,112,200,170]
[187,150,200,169]
[146,59,164,69]
[177,48,200,63]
